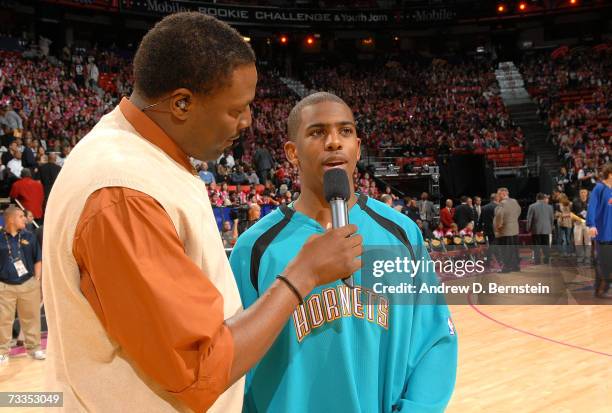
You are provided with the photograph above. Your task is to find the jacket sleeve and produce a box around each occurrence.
[396,230,458,413]
[74,187,235,413]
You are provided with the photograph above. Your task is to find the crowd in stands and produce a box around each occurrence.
[521,45,611,184]
[1,37,609,255]
[301,60,525,170]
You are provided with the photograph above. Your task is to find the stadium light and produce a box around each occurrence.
[518,2,527,11]
[280,35,288,44]
[569,0,578,4]
[306,36,315,46]
[243,36,251,43]
[497,4,506,13]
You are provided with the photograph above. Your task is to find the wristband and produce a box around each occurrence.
[276,275,304,305]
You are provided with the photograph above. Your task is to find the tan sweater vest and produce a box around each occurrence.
[42,106,244,412]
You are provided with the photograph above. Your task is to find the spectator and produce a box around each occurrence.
[403,198,420,223]
[218,149,235,170]
[473,196,482,230]
[253,141,274,184]
[578,160,597,191]
[446,223,459,238]
[9,168,44,220]
[21,134,38,169]
[459,222,474,237]
[220,219,239,249]
[87,57,99,89]
[432,222,445,239]
[417,191,435,233]
[56,146,71,167]
[494,187,522,273]
[36,152,61,210]
[440,198,455,231]
[572,188,591,264]
[0,103,23,143]
[7,150,23,178]
[197,162,215,185]
[454,196,474,231]
[0,206,45,367]
[245,166,259,185]
[526,193,555,264]
[480,193,500,267]
[229,165,248,185]
[556,195,574,257]
[24,209,36,233]
[380,194,393,207]
[1,141,17,166]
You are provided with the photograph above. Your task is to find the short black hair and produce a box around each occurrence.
[287,91,351,141]
[133,12,255,99]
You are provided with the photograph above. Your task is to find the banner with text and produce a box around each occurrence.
[119,1,458,28]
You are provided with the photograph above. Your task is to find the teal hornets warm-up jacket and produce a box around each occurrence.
[230,194,458,413]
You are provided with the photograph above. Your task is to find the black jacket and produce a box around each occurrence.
[480,202,498,236]
[36,162,61,199]
[454,203,474,230]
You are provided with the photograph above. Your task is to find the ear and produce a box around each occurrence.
[284,141,299,168]
[170,88,193,121]
[355,136,361,162]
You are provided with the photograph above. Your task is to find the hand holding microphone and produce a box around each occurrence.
[283,168,361,297]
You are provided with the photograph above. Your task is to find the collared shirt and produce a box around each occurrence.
[73,97,232,412]
[0,229,41,285]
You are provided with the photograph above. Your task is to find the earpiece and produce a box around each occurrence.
[177,99,187,110]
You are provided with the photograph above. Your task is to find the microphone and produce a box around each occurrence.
[323,168,354,288]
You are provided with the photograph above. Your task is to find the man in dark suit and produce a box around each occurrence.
[473,196,482,231]
[22,135,38,169]
[454,196,474,231]
[526,193,555,264]
[36,153,61,211]
[480,193,499,267]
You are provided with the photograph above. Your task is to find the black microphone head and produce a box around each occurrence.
[324,168,350,202]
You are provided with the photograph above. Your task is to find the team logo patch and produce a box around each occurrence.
[447,317,456,336]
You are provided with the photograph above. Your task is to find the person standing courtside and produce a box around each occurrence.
[480,193,499,268]
[494,187,522,273]
[417,191,435,233]
[572,188,591,264]
[527,193,554,264]
[587,163,612,298]
[42,13,361,413]
[440,198,455,231]
[454,196,474,231]
[0,206,44,366]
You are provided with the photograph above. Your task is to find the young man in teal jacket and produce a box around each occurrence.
[230,92,458,412]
